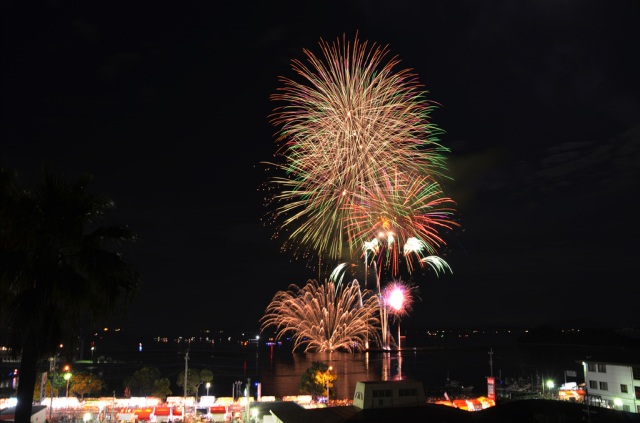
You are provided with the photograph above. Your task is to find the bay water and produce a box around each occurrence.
[0,329,586,400]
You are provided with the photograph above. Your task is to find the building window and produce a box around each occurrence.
[633,367,640,380]
[399,388,417,397]
[621,384,628,394]
[597,364,606,373]
[589,380,598,390]
[635,386,640,400]
[587,363,596,372]
[599,381,608,391]
[372,389,392,398]
[623,405,630,412]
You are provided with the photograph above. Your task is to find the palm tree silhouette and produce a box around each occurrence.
[0,167,141,422]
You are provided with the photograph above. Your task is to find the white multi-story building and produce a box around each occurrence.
[582,357,640,413]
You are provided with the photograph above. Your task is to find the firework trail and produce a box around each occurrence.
[263,34,456,269]
[260,278,381,352]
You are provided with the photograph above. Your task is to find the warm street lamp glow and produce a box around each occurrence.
[206,382,211,396]
[326,366,333,400]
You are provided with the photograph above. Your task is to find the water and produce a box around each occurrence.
[112,330,585,400]
[0,329,586,400]
[254,343,582,399]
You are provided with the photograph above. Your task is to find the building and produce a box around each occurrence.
[582,356,640,413]
[265,379,634,423]
[352,380,426,409]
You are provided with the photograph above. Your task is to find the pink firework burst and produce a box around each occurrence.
[383,280,416,318]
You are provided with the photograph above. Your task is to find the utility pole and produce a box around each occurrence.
[245,378,251,423]
[488,348,494,377]
[234,381,242,401]
[49,355,56,422]
[184,351,189,420]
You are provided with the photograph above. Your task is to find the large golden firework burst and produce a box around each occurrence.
[263,34,457,270]
[260,279,381,352]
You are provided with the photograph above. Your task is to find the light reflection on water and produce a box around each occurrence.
[0,331,586,400]
[255,343,582,399]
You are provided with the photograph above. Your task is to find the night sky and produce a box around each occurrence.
[2,1,639,337]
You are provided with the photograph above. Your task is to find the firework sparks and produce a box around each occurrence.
[349,170,458,276]
[260,279,381,352]
[263,34,455,266]
[420,255,453,276]
[382,280,417,350]
[383,280,415,318]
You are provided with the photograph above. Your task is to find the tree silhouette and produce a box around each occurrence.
[177,368,213,399]
[124,367,163,397]
[70,372,104,400]
[300,361,336,400]
[0,167,141,422]
[152,378,172,401]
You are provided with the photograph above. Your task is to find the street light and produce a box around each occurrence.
[326,366,333,401]
[546,380,554,398]
[206,382,211,397]
[64,372,72,398]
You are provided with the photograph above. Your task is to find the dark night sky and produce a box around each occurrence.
[2,1,639,338]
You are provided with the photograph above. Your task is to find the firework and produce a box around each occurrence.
[382,280,417,350]
[348,170,458,276]
[420,255,453,276]
[383,280,415,318]
[264,34,454,266]
[260,279,381,352]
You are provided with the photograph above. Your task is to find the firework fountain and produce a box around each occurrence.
[260,277,380,352]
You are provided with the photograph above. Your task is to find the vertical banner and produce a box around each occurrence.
[487,377,496,401]
[40,372,48,402]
